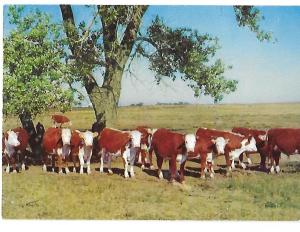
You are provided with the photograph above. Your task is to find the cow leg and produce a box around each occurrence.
[168,158,177,183]
[246,153,252,165]
[86,153,92,175]
[129,150,136,178]
[200,153,207,179]
[238,153,247,170]
[51,155,56,173]
[179,159,186,183]
[274,152,281,173]
[122,152,129,179]
[64,157,70,174]
[141,149,146,170]
[42,152,48,172]
[5,156,10,173]
[71,154,77,173]
[148,149,155,170]
[10,155,17,173]
[99,149,105,173]
[79,148,85,174]
[57,156,63,174]
[156,155,164,179]
[207,153,215,178]
[225,152,232,177]
[259,152,267,171]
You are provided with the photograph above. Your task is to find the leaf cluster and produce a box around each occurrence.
[3,6,77,117]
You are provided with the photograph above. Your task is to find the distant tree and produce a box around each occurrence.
[59,5,272,127]
[3,6,78,159]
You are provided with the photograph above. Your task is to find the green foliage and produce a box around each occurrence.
[234,6,273,42]
[3,6,77,118]
[136,16,237,102]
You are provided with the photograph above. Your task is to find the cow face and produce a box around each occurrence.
[77,130,98,147]
[212,137,228,154]
[243,137,257,152]
[61,128,72,145]
[7,131,20,147]
[130,130,142,148]
[185,134,196,153]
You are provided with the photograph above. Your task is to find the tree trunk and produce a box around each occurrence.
[19,111,43,163]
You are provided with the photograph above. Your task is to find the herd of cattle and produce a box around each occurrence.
[2,115,300,183]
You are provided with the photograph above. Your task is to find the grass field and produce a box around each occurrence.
[2,103,300,220]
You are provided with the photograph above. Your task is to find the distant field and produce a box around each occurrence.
[2,103,300,220]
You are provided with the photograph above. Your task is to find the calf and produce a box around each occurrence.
[149,128,196,183]
[135,126,155,170]
[42,127,72,174]
[232,127,268,169]
[191,129,229,179]
[3,127,29,173]
[70,130,98,174]
[267,128,300,174]
[196,128,257,176]
[98,128,142,178]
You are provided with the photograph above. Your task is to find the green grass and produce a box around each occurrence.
[2,103,300,220]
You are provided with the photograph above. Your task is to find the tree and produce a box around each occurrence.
[3,6,77,160]
[59,5,272,127]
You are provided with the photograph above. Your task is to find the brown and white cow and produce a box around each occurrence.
[196,128,257,176]
[189,129,229,179]
[267,128,300,174]
[42,127,72,174]
[98,128,142,178]
[3,127,29,173]
[70,130,98,174]
[232,127,268,169]
[149,128,196,183]
[135,126,155,170]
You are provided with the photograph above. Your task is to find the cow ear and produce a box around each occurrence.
[196,135,199,140]
[75,130,81,134]
[93,132,98,138]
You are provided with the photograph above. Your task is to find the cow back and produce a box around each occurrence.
[232,127,266,148]
[268,128,300,154]
[98,128,131,153]
[151,128,185,157]
[42,128,62,153]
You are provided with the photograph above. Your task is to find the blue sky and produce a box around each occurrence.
[3,5,300,106]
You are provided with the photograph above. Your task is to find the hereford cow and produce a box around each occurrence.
[149,128,196,183]
[190,130,229,179]
[196,128,257,176]
[98,128,142,178]
[70,130,98,174]
[42,127,72,174]
[232,127,268,169]
[3,127,29,173]
[135,126,155,170]
[267,128,300,174]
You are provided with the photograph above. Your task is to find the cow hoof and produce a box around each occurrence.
[6,168,10,174]
[204,168,208,174]
[275,166,280,173]
[130,172,135,178]
[52,168,55,173]
[150,165,155,170]
[65,168,70,174]
[42,165,47,172]
[12,170,17,174]
[124,174,129,179]
[158,172,163,180]
[270,166,275,174]
[21,164,26,171]
[73,168,77,173]
[141,165,145,170]
[99,168,104,173]
[200,175,205,180]
[210,173,215,179]
[59,170,63,175]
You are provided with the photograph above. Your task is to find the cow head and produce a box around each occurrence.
[185,134,196,153]
[61,128,72,146]
[129,130,142,148]
[212,137,229,154]
[6,130,20,147]
[76,130,98,147]
[242,136,257,152]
